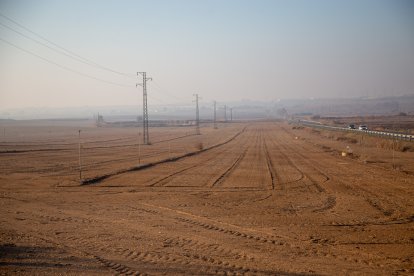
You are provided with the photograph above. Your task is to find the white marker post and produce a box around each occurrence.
[78,130,82,184]
[138,131,141,165]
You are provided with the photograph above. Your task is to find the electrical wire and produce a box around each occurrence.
[0,13,196,102]
[0,12,136,79]
[0,21,104,71]
[150,77,186,102]
[0,36,134,88]
[147,93,166,104]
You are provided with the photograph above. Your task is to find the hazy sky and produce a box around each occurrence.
[0,0,413,109]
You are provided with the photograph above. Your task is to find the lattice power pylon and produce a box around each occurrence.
[137,72,152,145]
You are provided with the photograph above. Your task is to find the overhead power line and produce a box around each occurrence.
[151,78,185,102]
[0,12,136,78]
[0,21,98,69]
[0,37,133,88]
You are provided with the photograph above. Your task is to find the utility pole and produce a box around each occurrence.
[137,72,152,145]
[224,105,227,122]
[213,101,217,129]
[194,94,201,135]
[78,130,82,184]
[230,108,233,121]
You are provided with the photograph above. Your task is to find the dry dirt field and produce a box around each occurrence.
[1,120,413,275]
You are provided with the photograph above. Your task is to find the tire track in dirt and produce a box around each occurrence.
[81,126,247,185]
[254,128,274,190]
[37,214,97,224]
[326,215,414,227]
[147,162,202,187]
[333,180,400,217]
[265,135,305,186]
[265,127,339,213]
[211,126,269,189]
[10,220,283,276]
[175,216,286,246]
[147,130,251,187]
[263,140,277,190]
[11,230,140,276]
[139,202,292,244]
[211,149,248,188]
[25,207,267,275]
[59,227,260,275]
[278,127,332,179]
[312,196,336,213]
[162,236,255,262]
[274,151,335,213]
[271,136,327,193]
[94,256,145,276]
[30,209,175,273]
[57,235,149,275]
[281,125,402,217]
[160,237,258,275]
[278,128,331,182]
[125,235,267,274]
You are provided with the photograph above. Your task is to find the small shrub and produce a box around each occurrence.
[336,136,357,144]
[349,138,358,144]
[195,142,203,150]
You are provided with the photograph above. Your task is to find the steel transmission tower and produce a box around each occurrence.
[137,72,152,145]
[230,107,233,121]
[194,94,201,135]
[213,101,217,129]
[224,105,227,122]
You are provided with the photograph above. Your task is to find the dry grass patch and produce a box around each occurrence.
[336,136,358,144]
[376,140,413,152]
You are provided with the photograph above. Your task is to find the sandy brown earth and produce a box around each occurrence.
[1,121,413,275]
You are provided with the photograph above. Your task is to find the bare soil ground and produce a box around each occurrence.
[1,121,413,275]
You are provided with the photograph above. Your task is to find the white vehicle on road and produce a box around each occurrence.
[358,125,368,130]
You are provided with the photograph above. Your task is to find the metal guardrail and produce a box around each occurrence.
[291,120,414,142]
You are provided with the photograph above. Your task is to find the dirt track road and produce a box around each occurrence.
[1,122,413,275]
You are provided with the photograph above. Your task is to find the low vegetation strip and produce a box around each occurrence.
[293,120,414,142]
[81,127,247,185]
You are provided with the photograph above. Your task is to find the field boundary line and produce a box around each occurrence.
[80,126,247,185]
